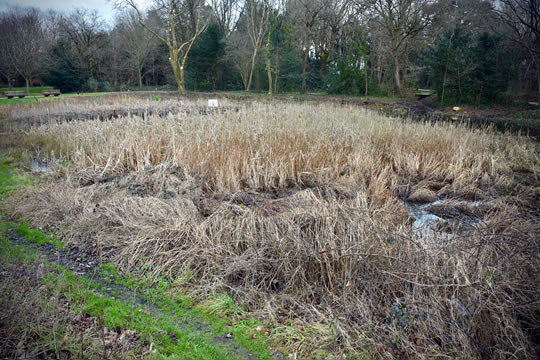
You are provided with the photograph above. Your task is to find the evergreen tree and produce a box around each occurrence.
[422,28,511,104]
[186,24,226,91]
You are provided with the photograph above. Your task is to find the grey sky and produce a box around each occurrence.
[0,0,121,23]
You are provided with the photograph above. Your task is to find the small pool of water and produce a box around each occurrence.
[403,199,482,247]
[30,158,53,173]
[403,200,451,240]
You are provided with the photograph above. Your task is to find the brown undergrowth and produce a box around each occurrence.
[6,101,540,358]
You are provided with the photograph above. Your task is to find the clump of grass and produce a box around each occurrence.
[11,221,63,248]
[7,100,540,358]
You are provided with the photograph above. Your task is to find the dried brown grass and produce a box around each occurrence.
[7,100,540,358]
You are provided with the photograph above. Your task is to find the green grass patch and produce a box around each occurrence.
[0,227,272,359]
[0,232,39,263]
[60,92,113,98]
[0,220,62,249]
[0,97,43,105]
[13,221,63,248]
[97,262,272,359]
[0,221,44,263]
[43,265,267,360]
[0,155,32,199]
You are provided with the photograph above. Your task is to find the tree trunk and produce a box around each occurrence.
[239,67,248,90]
[302,46,309,93]
[274,48,279,94]
[365,57,368,97]
[179,67,185,95]
[255,67,261,91]
[113,62,118,89]
[319,52,327,79]
[25,77,30,94]
[266,49,273,95]
[403,47,409,84]
[394,55,402,96]
[137,58,143,88]
[180,53,190,96]
[170,50,185,96]
[247,48,258,91]
[537,61,540,103]
[320,28,337,79]
[376,55,382,84]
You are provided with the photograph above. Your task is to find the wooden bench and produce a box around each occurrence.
[3,90,26,99]
[416,89,435,99]
[42,89,61,97]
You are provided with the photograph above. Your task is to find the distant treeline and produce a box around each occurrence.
[0,0,538,104]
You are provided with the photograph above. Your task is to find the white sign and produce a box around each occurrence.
[208,99,218,108]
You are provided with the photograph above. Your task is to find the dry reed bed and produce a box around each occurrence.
[20,102,539,192]
[9,102,540,358]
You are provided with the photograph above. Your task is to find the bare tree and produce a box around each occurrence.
[114,10,158,88]
[245,0,271,91]
[116,0,208,95]
[428,0,495,39]
[0,14,18,89]
[58,9,109,84]
[263,0,285,94]
[265,10,276,94]
[495,0,540,102]
[371,0,431,95]
[226,29,252,88]
[295,0,326,93]
[0,8,45,93]
[318,0,354,78]
[209,0,244,36]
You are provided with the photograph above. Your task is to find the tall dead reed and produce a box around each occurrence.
[21,102,538,194]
